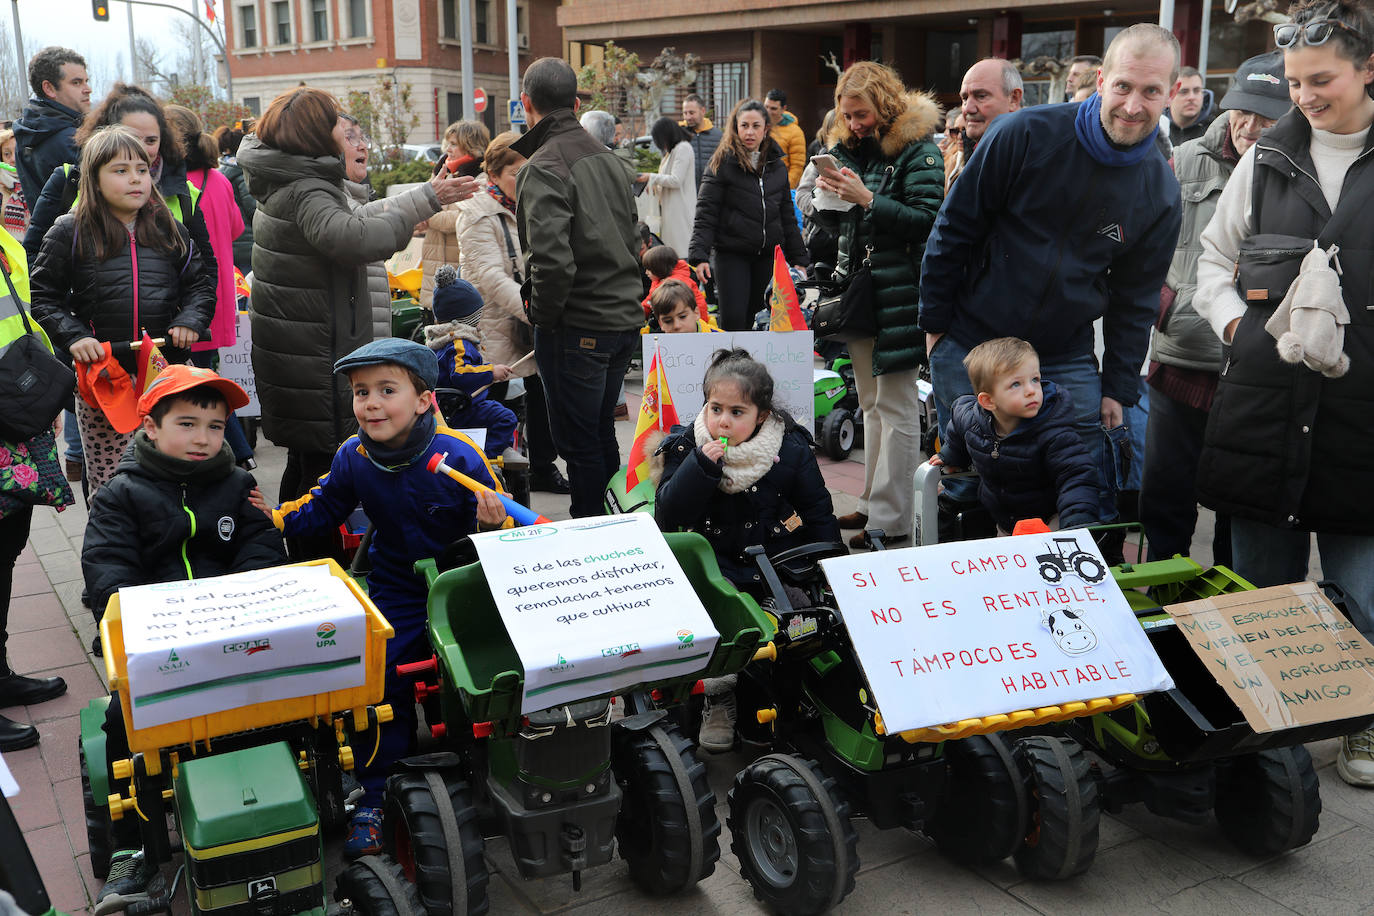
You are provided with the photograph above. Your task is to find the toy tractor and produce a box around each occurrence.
[1035,536,1108,584]
[814,368,859,461]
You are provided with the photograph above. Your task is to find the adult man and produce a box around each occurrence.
[920,24,1183,521]
[512,58,643,517]
[580,109,639,186]
[764,88,805,188]
[13,47,90,202]
[1164,66,1216,146]
[680,93,721,188]
[947,58,1023,187]
[1064,54,1102,102]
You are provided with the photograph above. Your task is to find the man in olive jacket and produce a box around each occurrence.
[512,57,644,517]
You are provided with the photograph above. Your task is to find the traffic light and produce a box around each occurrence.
[92,0,109,20]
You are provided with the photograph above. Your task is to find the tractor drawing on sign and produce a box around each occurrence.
[1036,536,1107,584]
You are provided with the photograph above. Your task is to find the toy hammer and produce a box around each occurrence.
[426,452,551,526]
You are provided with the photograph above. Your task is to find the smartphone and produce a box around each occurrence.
[811,153,841,174]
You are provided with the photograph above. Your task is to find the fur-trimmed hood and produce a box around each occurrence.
[423,319,482,350]
[827,91,943,160]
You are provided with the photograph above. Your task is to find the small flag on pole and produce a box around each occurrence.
[768,245,807,332]
[204,0,216,23]
[626,341,679,492]
[135,330,168,398]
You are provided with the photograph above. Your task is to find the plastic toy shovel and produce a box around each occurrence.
[426,452,551,526]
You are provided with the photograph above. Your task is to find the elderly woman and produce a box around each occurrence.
[420,119,489,308]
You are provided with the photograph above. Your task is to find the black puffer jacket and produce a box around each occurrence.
[12,96,80,207]
[939,381,1099,531]
[82,442,285,617]
[220,158,256,274]
[654,421,839,590]
[688,139,807,266]
[30,214,216,374]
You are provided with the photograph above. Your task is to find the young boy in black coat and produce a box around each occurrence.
[932,338,1099,533]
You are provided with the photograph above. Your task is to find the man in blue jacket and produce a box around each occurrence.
[13,47,90,203]
[920,23,1182,519]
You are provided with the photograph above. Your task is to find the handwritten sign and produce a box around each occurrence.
[645,330,815,427]
[820,530,1173,733]
[219,311,259,418]
[1166,581,1374,733]
[470,514,720,713]
[120,565,368,729]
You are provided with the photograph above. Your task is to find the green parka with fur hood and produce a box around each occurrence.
[823,91,944,375]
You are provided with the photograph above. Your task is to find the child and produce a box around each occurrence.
[654,348,839,752]
[80,364,286,906]
[30,125,215,493]
[931,337,1098,533]
[423,265,518,458]
[253,337,508,857]
[649,279,718,334]
[641,244,709,323]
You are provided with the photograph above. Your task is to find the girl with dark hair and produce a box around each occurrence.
[688,99,808,329]
[1195,0,1374,785]
[641,116,697,256]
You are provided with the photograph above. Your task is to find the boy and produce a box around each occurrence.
[254,337,508,857]
[650,279,719,334]
[932,338,1099,533]
[81,365,286,907]
[642,244,709,323]
[422,265,518,458]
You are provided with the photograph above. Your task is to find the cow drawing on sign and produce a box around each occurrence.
[1042,607,1098,656]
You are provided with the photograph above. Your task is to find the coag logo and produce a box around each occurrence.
[223,639,272,655]
[317,622,337,647]
[602,643,642,659]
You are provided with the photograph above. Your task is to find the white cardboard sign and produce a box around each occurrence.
[219,311,259,418]
[644,330,814,427]
[470,514,720,713]
[820,530,1174,733]
[120,565,369,729]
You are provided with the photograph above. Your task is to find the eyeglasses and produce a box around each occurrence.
[1274,18,1364,49]
[344,130,370,147]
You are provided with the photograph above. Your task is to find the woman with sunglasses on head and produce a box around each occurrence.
[1194,0,1374,787]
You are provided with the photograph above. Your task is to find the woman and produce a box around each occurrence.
[217,123,256,275]
[814,60,944,549]
[689,99,807,330]
[640,117,696,256]
[1194,0,1374,786]
[456,132,568,494]
[0,128,29,237]
[420,120,490,308]
[238,87,476,522]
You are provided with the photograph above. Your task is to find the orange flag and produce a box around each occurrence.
[767,245,807,332]
[626,342,680,492]
[135,330,169,398]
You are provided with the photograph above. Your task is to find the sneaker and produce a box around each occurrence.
[530,465,571,494]
[1338,727,1374,787]
[95,849,162,914]
[614,403,629,420]
[344,806,384,858]
[92,634,103,658]
[697,691,737,754]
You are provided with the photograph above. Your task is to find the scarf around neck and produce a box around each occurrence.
[358,408,437,471]
[133,430,235,483]
[487,182,515,214]
[693,408,785,494]
[1074,93,1159,167]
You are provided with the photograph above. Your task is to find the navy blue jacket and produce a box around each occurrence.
[919,103,1181,406]
[938,381,1099,531]
[12,97,80,207]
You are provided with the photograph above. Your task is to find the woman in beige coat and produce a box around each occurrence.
[420,120,489,307]
[456,132,567,494]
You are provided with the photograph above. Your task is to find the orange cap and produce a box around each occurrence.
[137,364,250,419]
[75,344,142,434]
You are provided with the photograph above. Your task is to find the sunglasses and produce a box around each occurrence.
[1274,18,1364,48]
[947,127,963,135]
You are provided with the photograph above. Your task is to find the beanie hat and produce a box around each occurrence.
[431,265,484,325]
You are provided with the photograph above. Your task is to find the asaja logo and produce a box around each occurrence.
[158,649,190,674]
[548,652,576,673]
[317,622,337,647]
[223,638,272,655]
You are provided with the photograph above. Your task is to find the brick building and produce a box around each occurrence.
[225,0,562,142]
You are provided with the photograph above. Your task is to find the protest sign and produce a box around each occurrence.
[120,565,368,729]
[644,330,814,427]
[470,514,719,713]
[1166,581,1374,733]
[820,530,1173,733]
[218,311,259,418]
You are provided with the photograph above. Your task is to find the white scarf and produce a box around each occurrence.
[693,408,784,494]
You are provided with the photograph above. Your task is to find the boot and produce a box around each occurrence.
[0,713,38,751]
[697,676,737,754]
[531,464,571,494]
[0,665,67,706]
[1338,726,1374,787]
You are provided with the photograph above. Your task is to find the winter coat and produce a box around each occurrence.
[12,97,80,209]
[645,140,697,256]
[641,261,709,322]
[82,446,285,617]
[220,157,256,274]
[420,188,465,309]
[1196,109,1374,534]
[238,135,416,454]
[682,118,722,188]
[425,320,498,400]
[1166,89,1217,147]
[30,214,216,375]
[186,166,245,351]
[688,140,807,267]
[343,178,440,340]
[456,187,534,377]
[1155,113,1233,373]
[770,112,807,188]
[939,380,1100,531]
[512,108,644,332]
[920,103,1182,406]
[822,91,944,376]
[653,421,839,589]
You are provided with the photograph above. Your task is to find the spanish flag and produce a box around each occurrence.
[626,342,680,492]
[135,330,169,398]
[767,245,807,332]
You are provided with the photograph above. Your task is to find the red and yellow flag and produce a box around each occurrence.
[767,245,807,332]
[135,330,168,398]
[626,344,680,492]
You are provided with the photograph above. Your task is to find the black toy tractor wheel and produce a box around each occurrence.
[1038,561,1064,583]
[613,721,721,895]
[727,754,859,916]
[336,854,427,916]
[928,734,1028,865]
[1012,735,1100,880]
[1071,553,1106,583]
[1214,746,1321,857]
[820,408,856,461]
[80,746,113,881]
[383,771,489,916]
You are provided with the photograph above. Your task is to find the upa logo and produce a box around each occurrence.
[316,622,337,647]
[223,638,272,655]
[1042,607,1098,656]
[676,629,694,645]
[158,649,190,674]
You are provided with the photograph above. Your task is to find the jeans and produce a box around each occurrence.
[1230,517,1374,634]
[1140,387,1231,565]
[1122,379,1148,493]
[190,350,253,461]
[712,250,772,331]
[534,325,638,517]
[62,408,82,461]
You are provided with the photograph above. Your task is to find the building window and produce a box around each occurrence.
[516,1,527,46]
[440,0,455,39]
[474,0,490,43]
[310,0,328,40]
[240,4,257,47]
[694,62,748,124]
[244,96,261,115]
[272,0,291,44]
[347,0,367,37]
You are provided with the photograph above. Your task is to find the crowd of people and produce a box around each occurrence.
[1,0,1374,901]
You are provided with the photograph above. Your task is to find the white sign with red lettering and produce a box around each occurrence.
[820,530,1174,733]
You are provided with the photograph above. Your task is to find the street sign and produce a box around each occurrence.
[509,99,527,125]
[473,87,488,113]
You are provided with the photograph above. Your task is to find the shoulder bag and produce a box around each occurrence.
[0,264,76,442]
[810,165,895,342]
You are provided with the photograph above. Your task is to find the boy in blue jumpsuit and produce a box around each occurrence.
[252,338,509,856]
